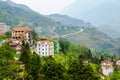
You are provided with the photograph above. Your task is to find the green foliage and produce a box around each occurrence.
[110,67,120,80]
[0,43,21,79]
[42,57,66,80]
[59,39,71,53]
[32,28,37,40]
[0,1,55,28]
[0,35,6,41]
[68,55,100,80]
[20,41,31,75]
[5,31,11,38]
[29,53,41,80]
[0,43,15,61]
[20,41,31,63]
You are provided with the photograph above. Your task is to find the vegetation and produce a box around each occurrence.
[0,39,103,79]
[0,1,120,79]
[0,35,6,41]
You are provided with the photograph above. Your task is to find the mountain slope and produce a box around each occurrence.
[63,27,120,55]
[97,25,120,38]
[0,0,120,55]
[62,0,120,38]
[48,14,92,27]
[0,0,55,27]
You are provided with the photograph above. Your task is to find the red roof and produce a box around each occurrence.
[40,36,47,40]
[9,42,17,46]
[0,28,2,31]
[15,46,21,51]
[0,22,6,25]
[12,27,31,32]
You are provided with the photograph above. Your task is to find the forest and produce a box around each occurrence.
[0,36,120,80]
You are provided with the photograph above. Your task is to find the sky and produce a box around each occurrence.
[11,0,76,15]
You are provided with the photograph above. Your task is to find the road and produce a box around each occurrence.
[61,29,84,37]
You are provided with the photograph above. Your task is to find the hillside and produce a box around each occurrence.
[97,25,120,38]
[48,14,92,27]
[62,0,120,38]
[0,0,120,55]
[0,0,55,28]
[63,27,120,55]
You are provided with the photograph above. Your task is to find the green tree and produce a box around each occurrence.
[68,55,100,80]
[20,41,31,63]
[32,28,37,40]
[20,41,31,74]
[5,31,11,38]
[0,43,21,79]
[59,39,71,54]
[110,68,120,80]
[29,53,41,80]
[42,57,66,80]
[0,43,15,62]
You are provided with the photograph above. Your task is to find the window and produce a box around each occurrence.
[42,45,44,47]
[42,49,44,51]
[39,48,40,50]
[42,52,44,54]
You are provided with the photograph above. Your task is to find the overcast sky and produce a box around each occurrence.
[11,0,76,14]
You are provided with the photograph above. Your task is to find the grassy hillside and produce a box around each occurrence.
[48,14,92,27]
[0,0,120,55]
[63,27,120,55]
[0,0,55,28]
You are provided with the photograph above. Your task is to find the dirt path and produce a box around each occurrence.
[62,29,84,37]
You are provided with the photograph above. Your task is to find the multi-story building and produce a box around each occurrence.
[0,22,10,34]
[116,60,120,67]
[36,36,54,57]
[101,60,114,76]
[12,26,33,44]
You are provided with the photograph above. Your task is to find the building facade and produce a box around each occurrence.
[116,60,120,67]
[36,36,54,57]
[0,22,10,34]
[12,26,33,44]
[101,60,114,76]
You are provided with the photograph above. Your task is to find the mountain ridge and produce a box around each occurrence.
[0,0,120,55]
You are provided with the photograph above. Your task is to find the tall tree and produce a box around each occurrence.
[42,57,66,80]
[20,41,31,74]
[68,55,100,80]
[29,53,41,80]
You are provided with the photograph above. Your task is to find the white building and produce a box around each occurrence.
[101,60,114,76]
[36,36,54,57]
[0,22,10,34]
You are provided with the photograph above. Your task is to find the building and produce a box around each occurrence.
[12,26,33,44]
[36,36,54,57]
[9,41,22,54]
[0,22,10,34]
[15,45,22,54]
[116,60,120,67]
[101,60,114,76]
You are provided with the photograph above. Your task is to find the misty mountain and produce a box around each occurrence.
[97,25,120,38]
[48,14,92,27]
[0,0,120,55]
[62,0,120,38]
[0,0,55,28]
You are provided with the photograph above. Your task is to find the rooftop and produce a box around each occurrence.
[40,36,47,40]
[12,26,31,32]
[0,22,6,25]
